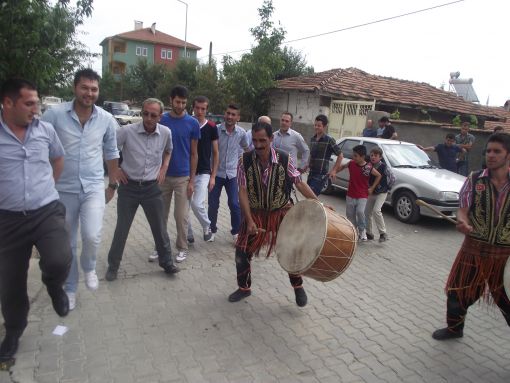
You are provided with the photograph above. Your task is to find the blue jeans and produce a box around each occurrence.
[208,176,241,235]
[307,173,327,197]
[59,187,105,293]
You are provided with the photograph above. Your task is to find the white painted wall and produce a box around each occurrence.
[269,90,328,124]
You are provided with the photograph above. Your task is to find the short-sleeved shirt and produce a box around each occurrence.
[196,120,219,175]
[0,115,64,211]
[159,112,200,177]
[41,101,119,193]
[369,161,389,194]
[347,160,372,199]
[116,122,172,181]
[308,134,341,175]
[434,143,462,172]
[455,133,475,161]
[217,124,249,179]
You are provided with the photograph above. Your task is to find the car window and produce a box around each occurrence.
[338,139,360,159]
[381,144,434,168]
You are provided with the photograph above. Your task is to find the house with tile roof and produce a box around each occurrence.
[100,22,201,78]
[269,67,506,138]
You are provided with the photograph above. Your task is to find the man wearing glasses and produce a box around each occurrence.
[104,98,179,281]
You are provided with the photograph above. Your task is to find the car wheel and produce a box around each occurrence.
[393,191,420,223]
[321,178,334,195]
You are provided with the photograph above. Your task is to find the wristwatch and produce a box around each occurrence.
[108,183,119,190]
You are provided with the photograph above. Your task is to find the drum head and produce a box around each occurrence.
[504,257,510,299]
[276,200,327,274]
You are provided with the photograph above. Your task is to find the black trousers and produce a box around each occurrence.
[0,201,72,336]
[235,247,303,290]
[107,182,174,270]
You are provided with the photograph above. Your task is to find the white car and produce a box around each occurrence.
[115,110,142,125]
[41,96,62,113]
[323,137,466,223]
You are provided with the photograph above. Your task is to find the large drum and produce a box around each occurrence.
[276,199,358,282]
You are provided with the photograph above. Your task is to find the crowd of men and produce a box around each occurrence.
[1,69,510,368]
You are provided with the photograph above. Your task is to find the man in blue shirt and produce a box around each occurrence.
[208,104,250,243]
[42,69,120,310]
[156,86,200,263]
[419,133,465,173]
[362,119,377,138]
[0,79,72,366]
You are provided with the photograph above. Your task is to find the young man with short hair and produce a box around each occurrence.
[365,147,390,242]
[187,96,219,243]
[156,85,200,263]
[42,69,120,310]
[419,133,465,173]
[272,112,310,173]
[455,121,475,176]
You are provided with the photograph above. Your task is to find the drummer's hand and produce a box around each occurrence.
[247,221,266,236]
[456,218,473,235]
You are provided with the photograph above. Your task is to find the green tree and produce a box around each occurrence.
[0,0,95,94]
[123,60,171,103]
[222,0,312,120]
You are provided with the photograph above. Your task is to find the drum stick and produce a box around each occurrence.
[415,199,457,225]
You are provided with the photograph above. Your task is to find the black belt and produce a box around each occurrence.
[0,200,58,216]
[126,179,157,186]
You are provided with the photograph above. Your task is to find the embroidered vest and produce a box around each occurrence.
[243,149,292,211]
[468,172,510,247]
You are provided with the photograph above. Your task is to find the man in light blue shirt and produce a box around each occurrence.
[272,112,309,172]
[208,104,249,242]
[0,79,72,365]
[42,69,119,310]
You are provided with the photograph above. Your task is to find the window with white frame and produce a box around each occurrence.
[136,46,142,56]
[142,47,148,57]
[167,50,172,59]
[161,50,166,59]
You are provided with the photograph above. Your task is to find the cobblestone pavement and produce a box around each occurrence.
[1,188,510,383]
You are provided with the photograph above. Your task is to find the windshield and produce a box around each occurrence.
[381,144,435,168]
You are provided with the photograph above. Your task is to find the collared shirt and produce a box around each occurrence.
[272,128,310,169]
[217,123,249,179]
[308,134,342,175]
[0,115,64,211]
[116,122,172,181]
[237,147,301,188]
[41,101,119,193]
[455,133,475,162]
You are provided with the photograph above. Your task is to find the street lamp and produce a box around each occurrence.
[177,0,188,59]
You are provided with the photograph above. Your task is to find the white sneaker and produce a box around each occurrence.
[67,292,76,311]
[148,250,158,262]
[176,251,188,263]
[360,229,368,242]
[232,234,239,243]
[84,271,99,290]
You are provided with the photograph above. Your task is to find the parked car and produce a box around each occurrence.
[206,114,225,126]
[115,110,142,125]
[103,101,129,117]
[323,137,466,223]
[41,96,62,113]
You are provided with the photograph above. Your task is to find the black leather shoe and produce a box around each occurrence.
[105,268,118,282]
[47,287,69,317]
[228,289,251,302]
[163,264,180,274]
[295,287,308,307]
[432,327,463,340]
[366,233,374,240]
[0,333,20,362]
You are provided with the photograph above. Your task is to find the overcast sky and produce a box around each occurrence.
[79,0,509,107]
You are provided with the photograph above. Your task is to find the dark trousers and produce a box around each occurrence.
[208,176,241,235]
[0,201,72,336]
[446,265,510,332]
[235,247,303,290]
[107,182,173,270]
[307,173,326,197]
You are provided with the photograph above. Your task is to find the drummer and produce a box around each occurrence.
[432,133,510,340]
[228,121,319,307]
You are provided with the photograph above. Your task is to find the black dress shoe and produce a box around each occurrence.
[295,287,308,307]
[228,288,251,302]
[47,287,69,317]
[163,263,180,274]
[105,268,118,281]
[432,327,463,340]
[0,333,20,362]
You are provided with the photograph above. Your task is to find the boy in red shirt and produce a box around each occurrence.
[337,145,381,241]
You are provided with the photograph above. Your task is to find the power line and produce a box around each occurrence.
[201,0,464,59]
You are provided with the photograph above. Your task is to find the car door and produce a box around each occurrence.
[334,139,361,189]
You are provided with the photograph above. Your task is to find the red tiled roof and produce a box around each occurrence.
[102,28,201,50]
[275,68,502,120]
[483,108,510,132]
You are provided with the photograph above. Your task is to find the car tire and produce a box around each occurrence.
[393,190,420,223]
[321,178,334,195]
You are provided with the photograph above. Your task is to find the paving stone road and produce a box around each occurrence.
[1,187,509,383]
